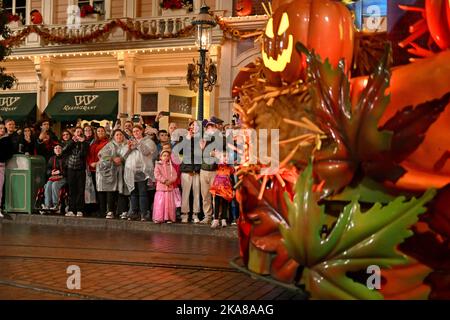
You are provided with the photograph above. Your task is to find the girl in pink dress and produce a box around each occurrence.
[152,150,177,223]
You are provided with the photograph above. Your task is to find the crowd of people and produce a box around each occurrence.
[0,113,241,229]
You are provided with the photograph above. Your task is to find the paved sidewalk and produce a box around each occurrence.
[0,224,305,300]
[1,213,238,238]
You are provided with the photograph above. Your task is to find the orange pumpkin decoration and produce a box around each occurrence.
[352,50,450,191]
[385,49,450,190]
[400,0,450,57]
[262,0,354,84]
[425,0,450,50]
[235,0,252,17]
[270,0,294,11]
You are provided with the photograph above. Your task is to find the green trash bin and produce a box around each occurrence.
[4,154,46,214]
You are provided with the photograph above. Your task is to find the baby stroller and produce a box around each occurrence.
[34,184,68,215]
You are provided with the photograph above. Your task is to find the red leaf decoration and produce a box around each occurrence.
[237,171,298,283]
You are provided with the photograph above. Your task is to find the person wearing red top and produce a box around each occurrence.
[86,126,109,216]
[209,152,235,229]
[87,126,108,173]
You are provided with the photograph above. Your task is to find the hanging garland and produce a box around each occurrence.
[0,18,195,48]
[0,13,265,49]
[215,16,263,41]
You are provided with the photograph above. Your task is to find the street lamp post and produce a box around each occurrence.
[191,4,216,121]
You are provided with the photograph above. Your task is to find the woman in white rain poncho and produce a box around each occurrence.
[124,124,157,221]
[96,129,130,220]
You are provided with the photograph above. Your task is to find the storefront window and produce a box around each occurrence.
[169,95,193,115]
[78,0,105,16]
[141,93,158,112]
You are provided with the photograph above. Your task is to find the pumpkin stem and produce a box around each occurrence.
[295,42,310,58]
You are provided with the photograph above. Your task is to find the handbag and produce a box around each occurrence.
[85,169,97,204]
[49,175,63,182]
[48,157,63,182]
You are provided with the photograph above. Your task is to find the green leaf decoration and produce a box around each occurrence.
[295,41,450,194]
[297,41,393,162]
[326,177,398,204]
[279,162,436,299]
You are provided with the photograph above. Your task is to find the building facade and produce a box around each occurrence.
[0,0,266,131]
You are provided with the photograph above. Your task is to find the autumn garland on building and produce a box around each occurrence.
[0,13,267,49]
[0,6,16,89]
[0,18,195,47]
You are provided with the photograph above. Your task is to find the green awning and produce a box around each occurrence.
[0,93,37,121]
[45,91,118,121]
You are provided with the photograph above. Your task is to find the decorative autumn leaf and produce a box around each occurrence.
[399,222,450,300]
[296,41,450,195]
[380,257,432,300]
[326,177,397,204]
[423,184,450,240]
[279,162,436,299]
[295,41,395,194]
[381,92,450,163]
[237,171,300,283]
[298,42,392,157]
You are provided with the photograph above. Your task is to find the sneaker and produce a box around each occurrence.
[76,212,83,217]
[200,217,211,224]
[181,214,188,223]
[106,212,114,219]
[192,213,200,224]
[128,212,139,221]
[231,220,237,226]
[221,219,227,227]
[65,211,75,217]
[211,219,220,229]
[54,205,61,214]
[120,212,128,220]
[0,210,4,218]
[41,204,49,210]
[166,221,173,224]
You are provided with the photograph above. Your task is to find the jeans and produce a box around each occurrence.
[147,189,155,217]
[230,198,239,221]
[181,172,200,214]
[107,191,129,216]
[130,180,148,216]
[200,170,216,218]
[67,168,86,213]
[213,195,229,220]
[0,164,5,210]
[44,178,66,208]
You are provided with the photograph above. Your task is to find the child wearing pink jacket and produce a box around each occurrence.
[152,150,177,223]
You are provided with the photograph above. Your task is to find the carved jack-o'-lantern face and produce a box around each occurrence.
[263,12,293,73]
[262,0,354,84]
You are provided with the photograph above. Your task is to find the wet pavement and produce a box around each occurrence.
[0,224,304,300]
